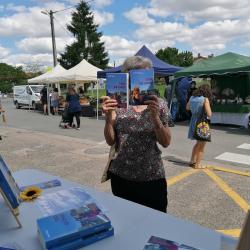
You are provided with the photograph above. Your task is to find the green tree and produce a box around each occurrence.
[156,47,194,67]
[0,63,27,93]
[58,0,109,69]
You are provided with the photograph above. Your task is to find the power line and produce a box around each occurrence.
[54,16,72,38]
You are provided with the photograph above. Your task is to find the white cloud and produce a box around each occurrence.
[148,0,250,23]
[0,45,11,59]
[2,53,53,66]
[124,7,155,26]
[93,10,114,26]
[124,3,250,56]
[101,35,174,59]
[16,37,75,54]
[93,0,113,9]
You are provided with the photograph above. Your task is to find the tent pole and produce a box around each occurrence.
[47,84,50,115]
[97,80,99,120]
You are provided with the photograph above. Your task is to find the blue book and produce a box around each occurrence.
[0,155,20,209]
[37,203,111,249]
[130,68,154,93]
[48,227,114,250]
[106,73,129,108]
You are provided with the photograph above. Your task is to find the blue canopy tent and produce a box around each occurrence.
[97,45,182,78]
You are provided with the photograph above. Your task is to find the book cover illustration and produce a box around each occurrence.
[0,155,20,209]
[106,73,129,108]
[143,236,203,250]
[19,179,61,192]
[129,68,155,105]
[37,187,105,216]
[37,203,111,249]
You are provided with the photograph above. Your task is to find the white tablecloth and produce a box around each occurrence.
[211,112,250,128]
[0,169,237,250]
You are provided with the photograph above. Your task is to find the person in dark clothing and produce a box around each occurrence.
[40,86,48,115]
[187,81,197,103]
[65,85,81,130]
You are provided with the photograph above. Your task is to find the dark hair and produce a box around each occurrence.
[54,88,58,92]
[193,84,212,103]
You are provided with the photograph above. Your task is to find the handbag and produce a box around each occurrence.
[101,144,116,183]
[194,110,211,142]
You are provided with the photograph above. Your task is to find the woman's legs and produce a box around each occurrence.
[195,141,206,168]
[75,112,81,128]
[190,142,199,164]
[68,112,74,127]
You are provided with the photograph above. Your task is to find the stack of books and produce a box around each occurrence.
[37,203,114,250]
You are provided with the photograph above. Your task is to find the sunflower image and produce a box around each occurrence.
[19,186,42,201]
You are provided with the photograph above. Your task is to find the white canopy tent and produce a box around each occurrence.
[28,64,67,84]
[48,59,101,83]
[47,59,102,120]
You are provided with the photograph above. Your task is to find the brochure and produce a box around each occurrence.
[19,179,61,192]
[37,187,105,216]
[106,73,129,108]
[37,203,111,249]
[0,155,20,209]
[143,236,203,250]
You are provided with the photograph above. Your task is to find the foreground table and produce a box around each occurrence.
[0,169,237,250]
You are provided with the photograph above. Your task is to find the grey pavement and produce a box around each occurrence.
[0,98,249,232]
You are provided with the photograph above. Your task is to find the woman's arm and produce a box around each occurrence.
[153,116,171,148]
[204,98,212,118]
[145,96,171,148]
[186,101,190,111]
[102,97,117,146]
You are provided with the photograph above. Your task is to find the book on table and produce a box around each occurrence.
[106,73,129,108]
[0,155,20,209]
[37,202,114,250]
[143,236,203,250]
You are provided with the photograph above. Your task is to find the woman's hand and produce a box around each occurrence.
[102,96,118,113]
[144,95,161,124]
[102,96,117,146]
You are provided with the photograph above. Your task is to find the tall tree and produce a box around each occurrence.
[0,63,27,92]
[58,1,109,69]
[156,47,194,67]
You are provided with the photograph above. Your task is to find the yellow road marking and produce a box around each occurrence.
[167,169,198,186]
[217,228,241,238]
[207,165,250,177]
[204,169,250,212]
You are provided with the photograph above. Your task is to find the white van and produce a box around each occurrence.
[13,85,44,109]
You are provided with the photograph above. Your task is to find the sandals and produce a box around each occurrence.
[189,162,206,169]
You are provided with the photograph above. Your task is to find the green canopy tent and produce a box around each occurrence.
[174,52,250,107]
[174,52,250,127]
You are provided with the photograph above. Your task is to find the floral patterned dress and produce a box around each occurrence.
[109,101,171,182]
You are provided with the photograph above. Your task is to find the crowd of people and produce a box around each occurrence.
[102,56,212,213]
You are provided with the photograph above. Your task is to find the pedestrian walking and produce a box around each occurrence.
[65,85,81,130]
[51,88,59,115]
[101,56,172,213]
[40,85,48,115]
[186,84,212,169]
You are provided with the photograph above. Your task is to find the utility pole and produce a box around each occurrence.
[42,10,57,66]
[49,10,57,67]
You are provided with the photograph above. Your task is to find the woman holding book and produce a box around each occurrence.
[102,56,172,213]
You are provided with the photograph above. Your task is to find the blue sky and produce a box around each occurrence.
[0,0,250,69]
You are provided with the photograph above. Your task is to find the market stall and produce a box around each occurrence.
[175,52,250,128]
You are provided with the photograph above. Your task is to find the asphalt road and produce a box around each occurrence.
[2,98,250,169]
[0,98,249,234]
